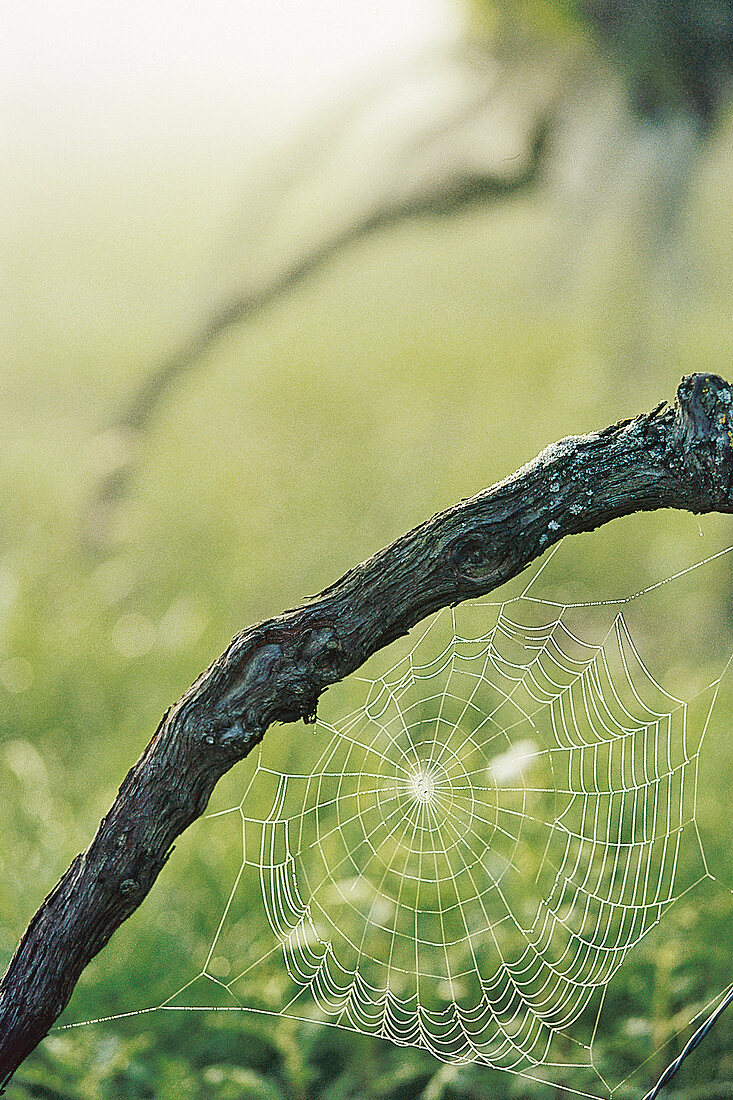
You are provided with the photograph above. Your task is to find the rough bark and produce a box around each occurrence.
[3,371,733,1086]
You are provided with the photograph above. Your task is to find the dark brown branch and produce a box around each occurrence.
[4,371,733,1086]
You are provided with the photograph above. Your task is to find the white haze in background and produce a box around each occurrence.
[488,740,540,785]
[2,0,461,149]
[0,0,462,381]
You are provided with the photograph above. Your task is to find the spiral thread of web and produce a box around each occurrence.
[246,595,699,1074]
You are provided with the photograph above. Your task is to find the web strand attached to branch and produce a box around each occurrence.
[60,542,733,1099]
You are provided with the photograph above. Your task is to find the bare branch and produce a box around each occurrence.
[5,371,733,1086]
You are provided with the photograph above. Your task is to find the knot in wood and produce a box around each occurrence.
[295,624,343,682]
[448,528,507,591]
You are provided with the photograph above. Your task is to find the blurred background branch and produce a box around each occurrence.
[81,0,733,553]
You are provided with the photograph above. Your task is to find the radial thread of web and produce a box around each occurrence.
[59,547,733,1100]
[194,577,715,1090]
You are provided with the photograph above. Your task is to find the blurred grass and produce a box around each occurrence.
[1,117,733,1098]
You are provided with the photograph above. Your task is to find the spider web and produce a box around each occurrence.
[62,543,733,1098]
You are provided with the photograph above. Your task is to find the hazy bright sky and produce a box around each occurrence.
[3,0,461,146]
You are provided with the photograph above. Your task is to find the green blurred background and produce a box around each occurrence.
[2,0,733,1096]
